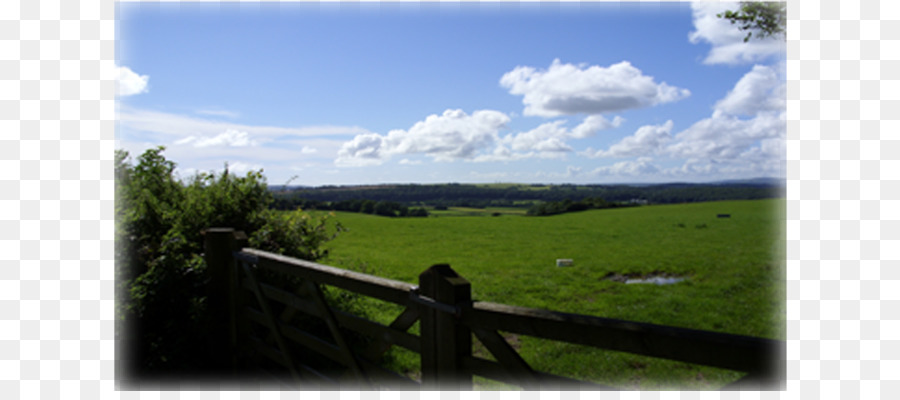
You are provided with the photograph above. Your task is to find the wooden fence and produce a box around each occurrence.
[203,228,783,391]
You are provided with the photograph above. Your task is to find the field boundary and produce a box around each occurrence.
[204,228,784,390]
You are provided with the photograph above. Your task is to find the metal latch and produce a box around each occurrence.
[408,286,462,317]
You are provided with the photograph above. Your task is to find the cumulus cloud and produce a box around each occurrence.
[487,115,623,161]
[502,121,572,153]
[116,65,149,97]
[175,129,259,148]
[659,64,786,178]
[571,115,624,138]
[688,2,786,65]
[589,120,674,158]
[582,61,786,181]
[500,59,690,117]
[565,166,582,178]
[335,133,387,166]
[591,157,660,177]
[666,112,784,161]
[336,109,510,166]
[713,64,785,117]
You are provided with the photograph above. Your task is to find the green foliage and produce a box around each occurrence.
[249,209,345,261]
[115,146,343,374]
[526,197,634,216]
[717,1,787,43]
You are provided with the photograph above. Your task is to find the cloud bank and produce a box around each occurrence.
[336,111,624,166]
[500,59,690,117]
[586,64,785,180]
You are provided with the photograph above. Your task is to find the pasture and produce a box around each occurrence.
[319,199,785,389]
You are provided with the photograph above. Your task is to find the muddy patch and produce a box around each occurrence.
[603,271,687,285]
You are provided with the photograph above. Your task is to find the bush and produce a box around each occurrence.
[115,147,345,375]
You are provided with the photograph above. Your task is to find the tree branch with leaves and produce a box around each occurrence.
[717,2,786,43]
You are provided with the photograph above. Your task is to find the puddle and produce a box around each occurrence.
[625,276,685,285]
[604,272,687,285]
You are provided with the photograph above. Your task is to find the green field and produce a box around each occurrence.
[319,199,785,389]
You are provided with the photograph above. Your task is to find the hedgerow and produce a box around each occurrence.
[115,146,344,375]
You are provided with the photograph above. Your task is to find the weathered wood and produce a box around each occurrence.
[463,301,778,374]
[203,228,241,372]
[244,280,323,319]
[244,279,421,354]
[471,328,538,389]
[244,248,414,305]
[361,306,421,360]
[241,262,304,383]
[219,245,782,390]
[303,280,371,387]
[244,307,345,364]
[332,308,421,355]
[418,264,473,390]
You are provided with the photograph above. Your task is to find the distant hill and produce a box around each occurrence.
[269,179,784,211]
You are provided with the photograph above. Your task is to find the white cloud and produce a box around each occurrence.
[688,2,786,65]
[116,65,149,97]
[301,146,318,154]
[571,115,624,138]
[502,120,572,153]
[713,64,785,117]
[590,120,674,158]
[226,161,264,175]
[673,111,785,180]
[591,157,660,177]
[666,110,784,162]
[336,109,510,166]
[494,115,623,160]
[500,59,690,117]
[581,61,786,181]
[118,106,371,140]
[196,109,241,119]
[335,133,387,166]
[176,129,259,148]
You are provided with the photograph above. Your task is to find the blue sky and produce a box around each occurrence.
[115,1,786,186]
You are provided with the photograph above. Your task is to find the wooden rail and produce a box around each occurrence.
[204,228,783,390]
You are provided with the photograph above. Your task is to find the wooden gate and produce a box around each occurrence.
[204,228,783,390]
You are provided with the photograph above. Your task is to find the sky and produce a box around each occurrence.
[115,1,786,186]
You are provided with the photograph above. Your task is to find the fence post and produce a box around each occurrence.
[418,264,473,390]
[203,227,243,374]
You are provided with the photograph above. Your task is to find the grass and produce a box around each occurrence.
[315,199,785,389]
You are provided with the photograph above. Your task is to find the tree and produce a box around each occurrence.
[116,147,345,375]
[717,2,786,43]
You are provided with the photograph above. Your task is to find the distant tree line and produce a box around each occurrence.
[271,181,783,213]
[526,197,637,216]
[272,197,429,217]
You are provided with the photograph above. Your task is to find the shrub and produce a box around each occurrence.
[116,147,344,375]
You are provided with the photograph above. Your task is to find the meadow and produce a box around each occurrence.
[319,199,785,389]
